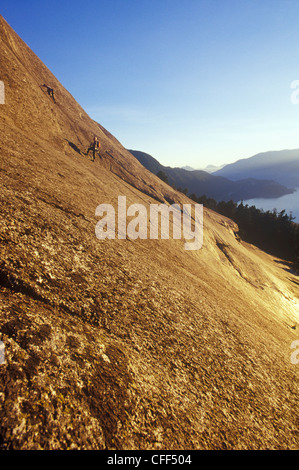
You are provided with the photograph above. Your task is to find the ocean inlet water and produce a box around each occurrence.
[240,188,299,222]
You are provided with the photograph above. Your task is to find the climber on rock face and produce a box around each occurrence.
[86,136,100,161]
[41,84,55,102]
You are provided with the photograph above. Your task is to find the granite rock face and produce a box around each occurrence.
[0,16,298,450]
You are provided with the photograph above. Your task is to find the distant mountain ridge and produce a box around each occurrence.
[181,165,195,171]
[214,149,299,188]
[128,150,294,202]
[181,164,226,173]
[202,164,226,173]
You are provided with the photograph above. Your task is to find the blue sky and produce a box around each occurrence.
[2,0,299,168]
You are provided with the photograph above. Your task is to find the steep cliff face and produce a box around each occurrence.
[0,16,298,450]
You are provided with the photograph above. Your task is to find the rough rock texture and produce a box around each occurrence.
[0,16,298,450]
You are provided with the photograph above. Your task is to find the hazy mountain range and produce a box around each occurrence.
[213,149,299,188]
[182,164,226,173]
[129,150,295,202]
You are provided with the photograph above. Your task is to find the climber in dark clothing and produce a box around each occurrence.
[41,84,55,102]
[86,136,100,161]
